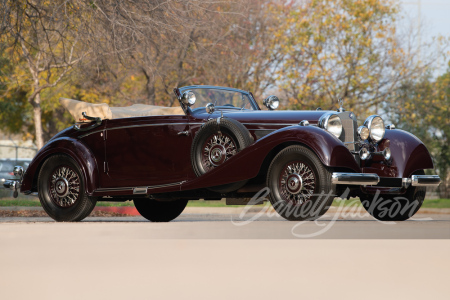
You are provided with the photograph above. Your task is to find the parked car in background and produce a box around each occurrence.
[0,159,31,198]
[1,85,441,222]
[0,159,31,180]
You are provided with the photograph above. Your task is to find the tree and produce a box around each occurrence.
[114,0,281,106]
[0,0,93,149]
[388,62,450,198]
[1,0,227,146]
[270,0,439,117]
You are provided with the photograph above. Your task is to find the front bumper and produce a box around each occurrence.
[332,172,441,187]
[0,166,24,198]
[1,178,21,190]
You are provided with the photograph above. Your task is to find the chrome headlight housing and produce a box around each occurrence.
[357,126,370,141]
[263,95,280,110]
[181,90,196,106]
[318,112,342,138]
[364,115,385,142]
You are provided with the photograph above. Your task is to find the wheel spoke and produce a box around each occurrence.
[279,161,316,205]
[49,165,80,208]
[201,133,237,172]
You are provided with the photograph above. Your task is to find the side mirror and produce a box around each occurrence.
[263,95,280,110]
[206,103,215,114]
[181,90,196,106]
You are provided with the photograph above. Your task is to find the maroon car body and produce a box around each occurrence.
[4,85,441,222]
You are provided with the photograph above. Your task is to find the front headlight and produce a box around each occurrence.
[364,115,385,142]
[319,112,342,138]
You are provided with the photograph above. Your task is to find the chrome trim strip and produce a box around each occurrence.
[411,175,441,187]
[243,123,318,128]
[242,123,294,126]
[108,123,193,131]
[147,181,185,190]
[95,181,184,194]
[331,172,380,185]
[95,187,133,192]
[79,122,204,138]
[79,130,104,139]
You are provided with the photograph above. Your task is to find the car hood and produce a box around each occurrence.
[193,109,331,125]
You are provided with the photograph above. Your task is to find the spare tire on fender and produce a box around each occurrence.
[191,117,253,193]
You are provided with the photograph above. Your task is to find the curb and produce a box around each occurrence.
[0,206,449,215]
[94,206,140,216]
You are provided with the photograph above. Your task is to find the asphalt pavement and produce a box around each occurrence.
[0,206,449,239]
[1,207,449,300]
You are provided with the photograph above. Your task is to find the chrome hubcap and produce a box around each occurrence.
[280,161,315,204]
[49,166,80,208]
[55,177,70,198]
[286,174,303,194]
[202,133,237,172]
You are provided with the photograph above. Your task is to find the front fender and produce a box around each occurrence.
[20,137,99,195]
[362,129,434,178]
[179,125,360,192]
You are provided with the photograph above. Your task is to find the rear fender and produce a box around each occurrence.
[20,137,99,195]
[179,125,360,191]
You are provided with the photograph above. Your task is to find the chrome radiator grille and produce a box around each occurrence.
[338,112,357,151]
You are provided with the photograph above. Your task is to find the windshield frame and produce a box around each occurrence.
[178,85,260,111]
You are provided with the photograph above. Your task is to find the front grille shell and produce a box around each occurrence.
[338,111,359,165]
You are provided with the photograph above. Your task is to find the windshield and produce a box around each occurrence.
[186,88,255,110]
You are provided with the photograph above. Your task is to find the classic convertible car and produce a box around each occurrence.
[1,85,441,222]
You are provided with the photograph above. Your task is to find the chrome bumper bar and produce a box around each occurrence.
[332,173,441,187]
[1,178,20,189]
[0,166,24,198]
[1,178,21,197]
[411,175,441,187]
[331,173,380,186]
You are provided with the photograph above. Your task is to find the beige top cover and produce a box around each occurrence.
[59,98,184,122]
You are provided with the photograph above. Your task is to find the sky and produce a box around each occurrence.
[400,0,450,74]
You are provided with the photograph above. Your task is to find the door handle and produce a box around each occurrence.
[177,131,189,136]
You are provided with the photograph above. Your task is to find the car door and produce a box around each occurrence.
[101,115,192,189]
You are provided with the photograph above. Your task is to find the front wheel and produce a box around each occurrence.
[360,171,426,221]
[134,199,188,222]
[266,145,334,221]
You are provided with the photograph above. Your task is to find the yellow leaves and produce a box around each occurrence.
[376,32,385,39]
[271,0,413,113]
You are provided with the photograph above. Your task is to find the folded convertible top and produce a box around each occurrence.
[59,98,184,122]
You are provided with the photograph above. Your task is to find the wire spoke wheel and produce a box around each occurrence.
[201,132,237,172]
[267,145,333,221]
[38,155,97,222]
[279,161,316,205]
[191,117,253,193]
[48,165,81,208]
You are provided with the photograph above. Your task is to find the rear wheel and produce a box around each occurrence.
[38,155,97,222]
[360,171,426,221]
[134,199,188,222]
[267,145,334,221]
